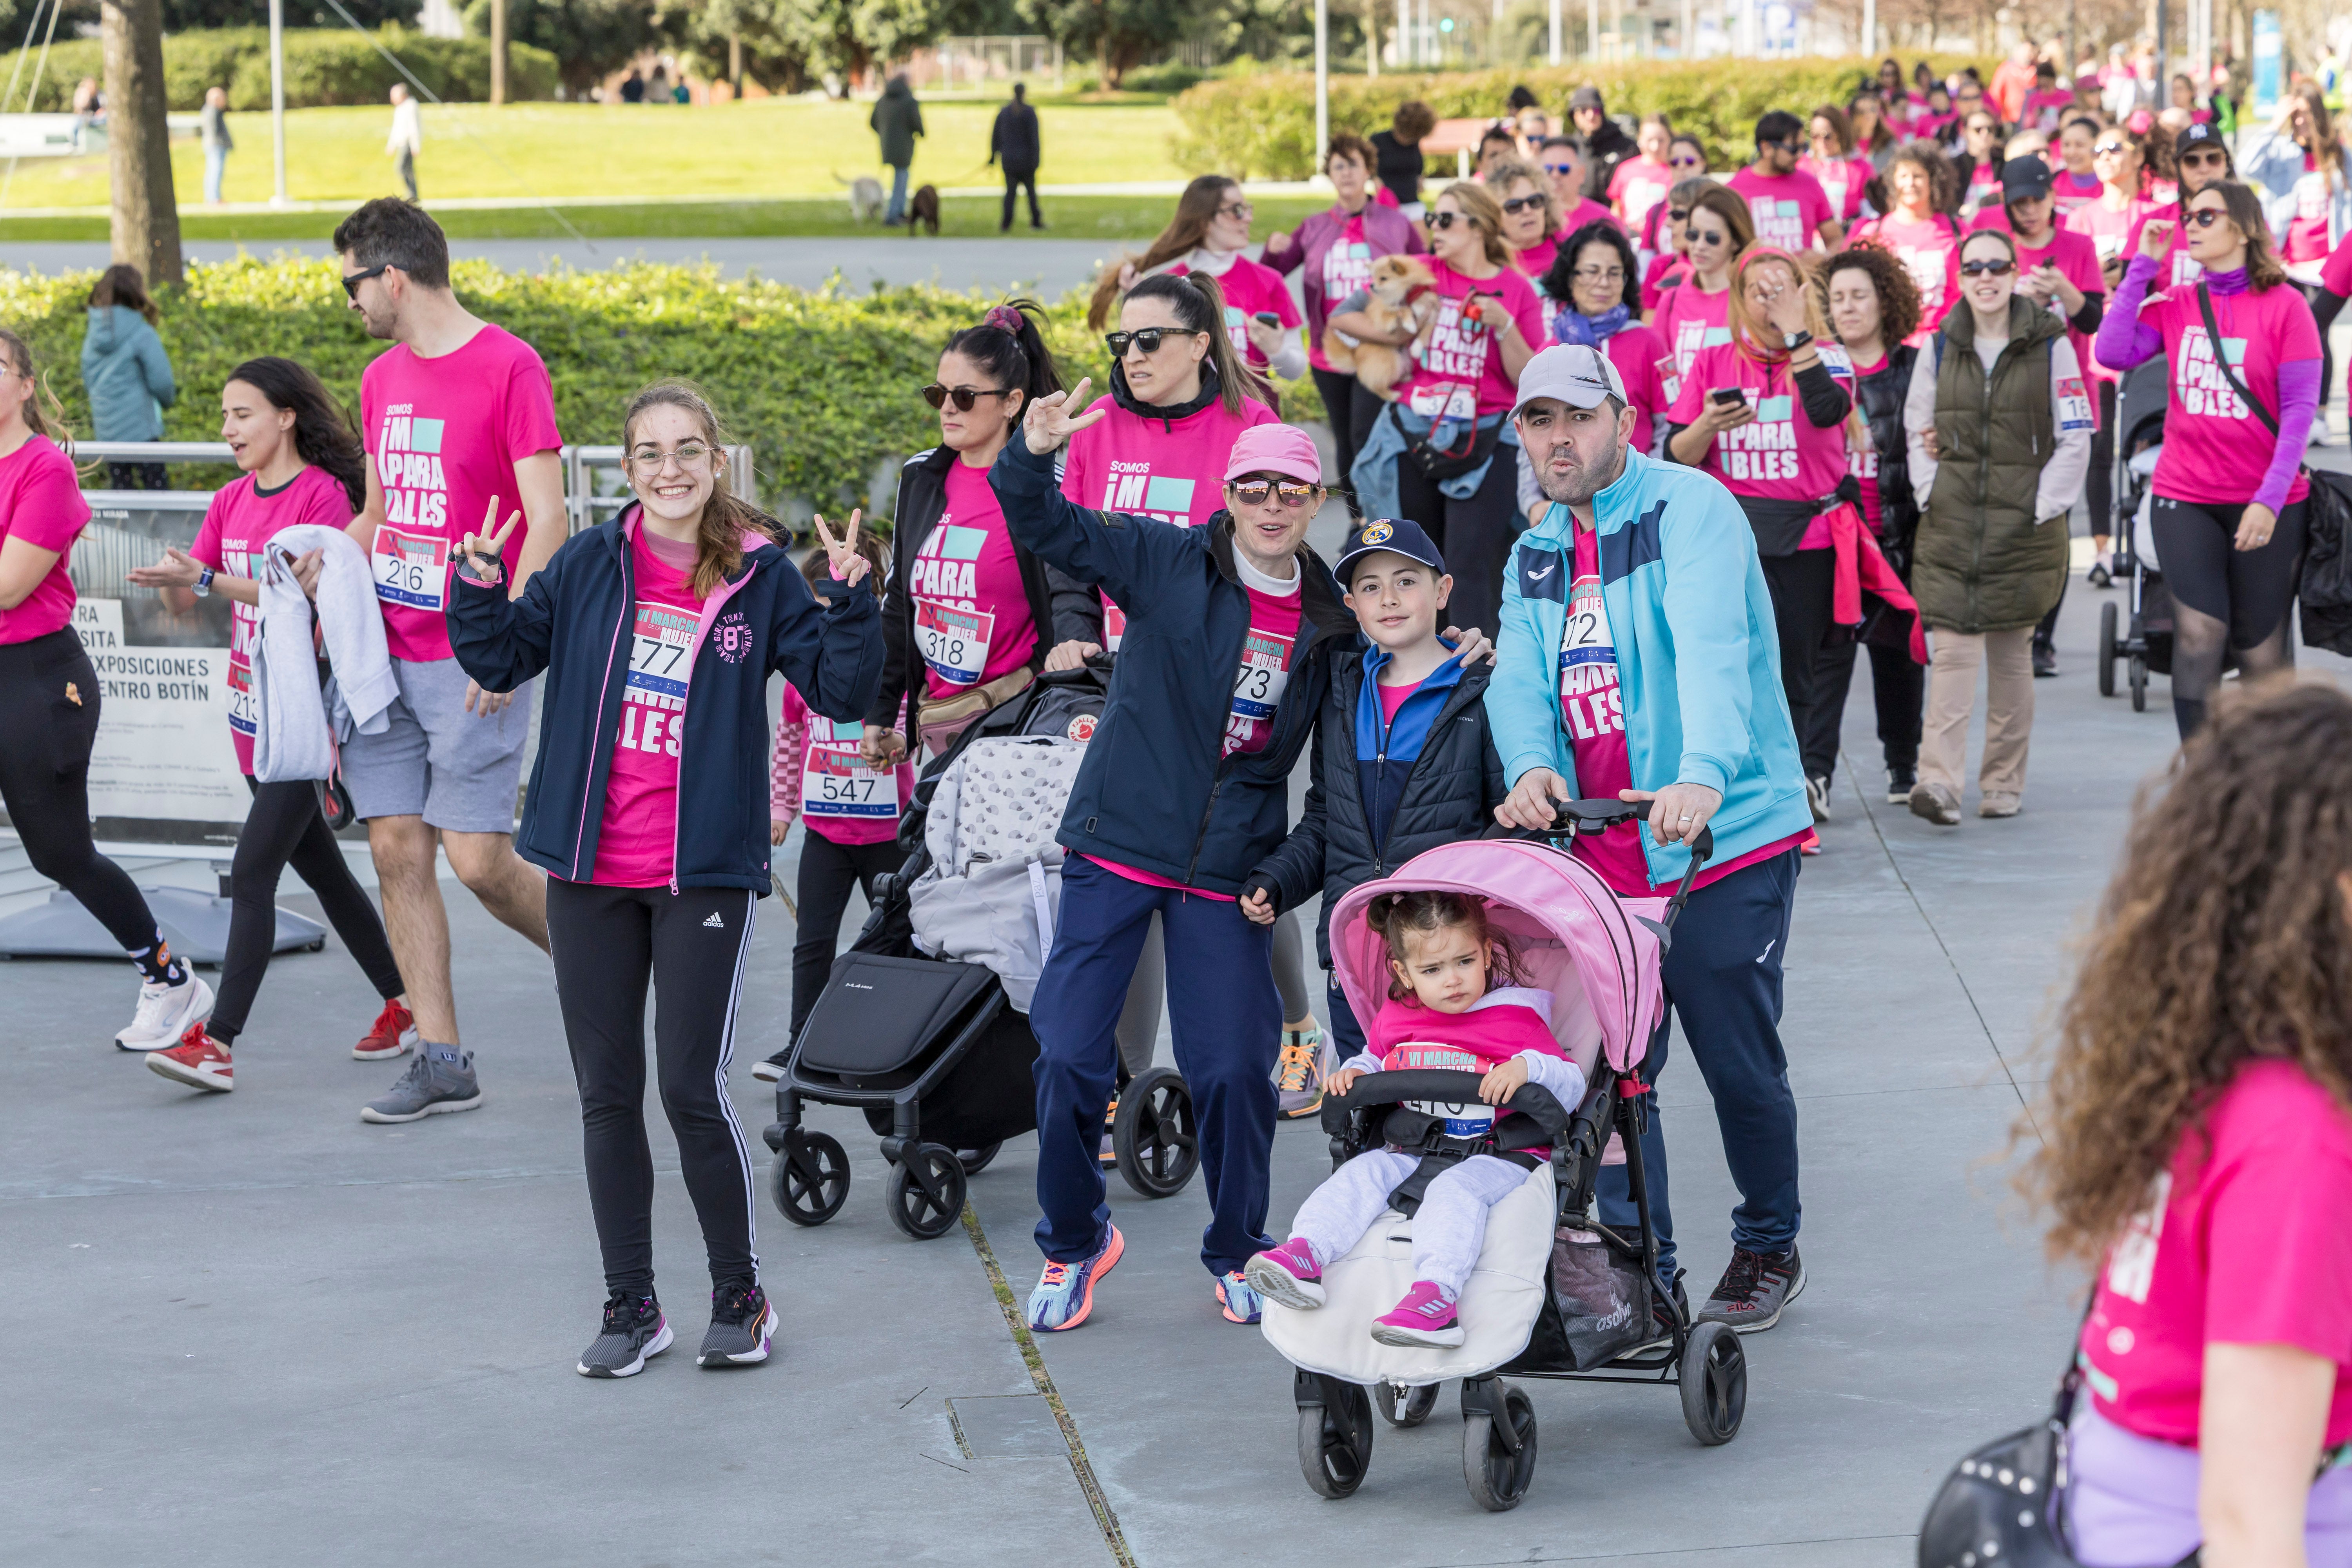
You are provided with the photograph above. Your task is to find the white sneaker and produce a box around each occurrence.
[116,972,214,1050]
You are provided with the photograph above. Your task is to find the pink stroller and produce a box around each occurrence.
[1261,802,1747,1510]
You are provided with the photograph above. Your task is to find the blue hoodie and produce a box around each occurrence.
[80,305,176,443]
[1483,448,1811,886]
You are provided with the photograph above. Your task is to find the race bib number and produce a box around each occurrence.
[371,524,449,612]
[1406,381,1478,420]
[915,599,993,688]
[626,600,696,705]
[225,658,258,738]
[1102,601,1127,653]
[2056,376,2095,432]
[1655,354,1682,407]
[1230,628,1295,723]
[802,739,896,820]
[1559,573,1624,742]
[1385,1041,1496,1137]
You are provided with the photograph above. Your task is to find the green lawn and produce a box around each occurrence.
[0,97,1192,212]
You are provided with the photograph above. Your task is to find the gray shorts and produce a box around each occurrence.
[344,657,534,835]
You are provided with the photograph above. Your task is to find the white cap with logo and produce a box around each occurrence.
[1511,343,1628,417]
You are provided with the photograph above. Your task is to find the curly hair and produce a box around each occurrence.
[1368,889,1525,998]
[1819,242,1923,347]
[2024,677,2352,1264]
[1543,218,1642,314]
[1884,140,1960,214]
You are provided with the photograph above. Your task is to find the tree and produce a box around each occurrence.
[1018,0,1191,87]
[101,0,180,287]
[461,0,657,95]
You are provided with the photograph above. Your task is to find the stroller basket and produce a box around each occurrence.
[794,953,996,1089]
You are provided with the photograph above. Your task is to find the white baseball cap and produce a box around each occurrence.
[1512,343,1628,417]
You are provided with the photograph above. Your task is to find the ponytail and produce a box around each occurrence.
[1122,270,1253,416]
[942,298,1063,424]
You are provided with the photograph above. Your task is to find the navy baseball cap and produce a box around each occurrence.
[2175,120,2227,160]
[1336,517,1446,584]
[2000,156,2053,200]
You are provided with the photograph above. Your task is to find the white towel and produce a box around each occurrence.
[253,525,396,783]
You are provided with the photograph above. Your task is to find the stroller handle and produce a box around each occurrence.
[1483,798,1715,926]
[1317,1069,1573,1140]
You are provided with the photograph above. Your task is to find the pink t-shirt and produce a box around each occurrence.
[1911,109,1959,142]
[2126,209,2207,291]
[359,323,563,664]
[1389,260,1547,421]
[1666,340,1858,504]
[190,466,354,772]
[1727,165,1836,251]
[777,680,912,848]
[2079,1059,2352,1448]
[590,528,704,887]
[1653,277,1730,379]
[2023,87,2077,131]
[2053,169,2106,218]
[1375,671,1422,729]
[1801,154,1875,223]
[908,460,1037,700]
[1849,212,1964,343]
[1367,993,1565,1068]
[1513,234,1561,284]
[1608,157,1675,234]
[2323,229,2352,297]
[1310,215,1374,374]
[0,436,89,645]
[1640,252,1682,314]
[1600,322,1675,454]
[2014,225,2109,419]
[1171,256,1302,374]
[2141,278,2320,507]
[2286,152,2334,265]
[1964,160,2005,214]
[1558,196,1621,238]
[2066,194,2163,272]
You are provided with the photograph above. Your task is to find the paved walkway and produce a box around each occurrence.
[9,556,2348,1564]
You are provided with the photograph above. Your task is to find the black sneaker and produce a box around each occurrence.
[2086,561,2113,588]
[1695,1245,1806,1334]
[2032,642,2058,678]
[751,1051,787,1084]
[698,1282,775,1368]
[1885,763,1917,804]
[577,1291,671,1378]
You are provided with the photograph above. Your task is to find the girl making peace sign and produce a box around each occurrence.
[446,379,882,1381]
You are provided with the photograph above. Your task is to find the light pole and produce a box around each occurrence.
[1315,0,1328,172]
[1549,0,1562,63]
[269,0,287,206]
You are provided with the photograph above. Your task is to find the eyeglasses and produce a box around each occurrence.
[1104,327,1200,357]
[2185,206,2228,229]
[1685,227,1729,246]
[1958,258,2016,276]
[340,263,389,299]
[627,442,714,473]
[1969,118,1999,133]
[1572,265,1627,283]
[923,383,1016,412]
[1218,200,1254,221]
[1500,193,1547,215]
[1424,210,1466,230]
[1228,477,1320,508]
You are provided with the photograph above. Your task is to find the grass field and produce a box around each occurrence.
[0,96,1192,212]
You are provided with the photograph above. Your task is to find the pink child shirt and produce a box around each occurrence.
[359,323,562,664]
[1388,260,1547,421]
[190,465,354,772]
[1361,991,1574,1138]
[0,435,90,645]
[772,683,913,848]
[590,528,704,887]
[1727,165,1835,251]
[906,461,1038,699]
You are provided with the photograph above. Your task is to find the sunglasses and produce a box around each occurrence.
[1959,258,2016,276]
[1228,477,1320,508]
[340,263,389,299]
[1425,210,1467,230]
[1669,154,1704,168]
[2185,206,2229,229]
[923,383,1016,412]
[1685,227,1729,246]
[2181,148,2229,167]
[1104,327,1201,358]
[1500,193,1547,215]
[2093,140,2131,155]
[1666,206,1690,223]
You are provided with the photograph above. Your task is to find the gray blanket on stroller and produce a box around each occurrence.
[907,736,1085,1012]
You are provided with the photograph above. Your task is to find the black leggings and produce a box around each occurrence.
[1759,548,1839,780]
[211,776,405,1042]
[1394,445,1519,644]
[2149,494,2307,739]
[2303,283,2335,412]
[790,829,903,1039]
[0,630,164,955]
[1311,367,1385,491]
[1807,637,1926,780]
[546,877,762,1297]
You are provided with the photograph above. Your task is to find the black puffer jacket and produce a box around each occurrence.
[1246,650,1507,967]
[1855,343,1919,575]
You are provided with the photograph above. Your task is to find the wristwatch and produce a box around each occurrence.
[192,566,214,597]
[1782,329,1815,353]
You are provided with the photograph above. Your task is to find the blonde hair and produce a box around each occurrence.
[1486,156,1560,240]
[1432,181,1515,270]
[1727,247,1828,363]
[620,379,775,599]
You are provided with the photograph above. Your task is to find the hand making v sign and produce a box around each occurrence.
[456,496,524,715]
[808,508,873,589]
[1021,376,1109,456]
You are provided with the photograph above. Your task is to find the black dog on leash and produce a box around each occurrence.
[907,183,941,236]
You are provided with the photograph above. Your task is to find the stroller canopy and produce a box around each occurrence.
[1327,839,1666,1077]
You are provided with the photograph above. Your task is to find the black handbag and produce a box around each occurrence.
[1390,397,1504,483]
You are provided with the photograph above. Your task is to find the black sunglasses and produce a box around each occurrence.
[341,263,389,299]
[1959,258,2016,276]
[1500,193,1547,216]
[2180,148,2229,167]
[923,383,1016,412]
[1424,210,1465,230]
[1104,327,1201,357]
[1666,206,1691,222]
[1685,226,1729,246]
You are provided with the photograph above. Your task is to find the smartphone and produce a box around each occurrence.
[1253,310,1282,327]
[1708,387,1748,408]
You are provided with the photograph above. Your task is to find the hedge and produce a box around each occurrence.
[0,256,1189,525]
[0,27,558,112]
[1171,58,2000,180]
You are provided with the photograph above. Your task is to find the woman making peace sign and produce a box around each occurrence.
[447,380,882,1380]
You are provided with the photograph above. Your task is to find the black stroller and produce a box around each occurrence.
[761,665,1201,1240]
[2096,359,2178,711]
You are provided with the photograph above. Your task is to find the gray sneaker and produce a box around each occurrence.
[697,1283,775,1367]
[361,1047,483,1123]
[1695,1244,1806,1334]
[578,1292,671,1378]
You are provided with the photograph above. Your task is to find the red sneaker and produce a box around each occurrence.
[147,1023,234,1093]
[353,998,417,1061]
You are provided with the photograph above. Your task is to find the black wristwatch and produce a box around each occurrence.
[1782,329,1814,353]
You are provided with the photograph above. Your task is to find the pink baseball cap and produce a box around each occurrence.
[1223,423,1324,486]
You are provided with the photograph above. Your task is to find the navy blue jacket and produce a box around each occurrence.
[447,506,883,893]
[1247,644,1508,965]
[989,437,1357,895]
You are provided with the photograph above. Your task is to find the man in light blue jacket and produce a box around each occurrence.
[1486,343,1815,1334]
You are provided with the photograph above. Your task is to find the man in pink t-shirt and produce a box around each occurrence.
[331,198,566,1125]
[1728,111,1840,251]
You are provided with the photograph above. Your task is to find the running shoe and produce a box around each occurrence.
[1243,1237,1326,1309]
[145,1022,233,1093]
[1027,1225,1124,1333]
[1216,1270,1266,1325]
[1275,1025,1331,1120]
[115,971,213,1051]
[577,1291,671,1377]
[362,1047,483,1123]
[1695,1244,1806,1334]
[1370,1280,1465,1348]
[1909,782,1963,827]
[2086,561,2114,589]
[2032,642,2058,679]
[1099,1096,1118,1167]
[1886,763,1918,804]
[352,998,418,1061]
[1979,792,2022,819]
[697,1282,775,1367]
[751,1051,788,1084]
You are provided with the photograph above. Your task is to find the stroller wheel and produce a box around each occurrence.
[1679,1321,1747,1446]
[2098,602,2118,698]
[2128,653,2148,713]
[1113,1065,1199,1199]
[957,1142,1003,1177]
[1375,1380,1439,1428]
[885,1143,968,1240]
[1295,1375,1374,1498]
[769,1129,851,1227]
[1461,1382,1537,1512]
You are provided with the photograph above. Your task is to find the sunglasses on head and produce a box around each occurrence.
[923,383,1016,412]
[1228,476,1319,508]
[341,263,389,299]
[1425,209,1466,229]
[1959,258,2016,276]
[1104,327,1200,357]
[1685,226,1728,246]
[1500,193,1547,215]
[2185,206,2229,229]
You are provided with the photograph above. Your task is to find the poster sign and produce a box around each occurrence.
[71,597,247,836]
[2253,11,2281,115]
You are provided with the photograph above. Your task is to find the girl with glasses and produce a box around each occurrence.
[1639,175,1715,313]
[1606,113,1677,237]
[1640,133,1710,263]
[1651,181,1753,377]
[1954,110,2009,215]
[1089,174,1305,390]
[1537,220,1673,463]
[1901,227,2091,824]
[1802,104,1873,228]
[2096,182,2322,739]
[1489,155,1568,284]
[1846,145,1965,346]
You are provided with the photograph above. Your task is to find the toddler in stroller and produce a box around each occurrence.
[1246,889,1584,1349]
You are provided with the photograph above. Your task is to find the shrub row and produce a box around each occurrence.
[0,27,558,112]
[1171,57,1999,180]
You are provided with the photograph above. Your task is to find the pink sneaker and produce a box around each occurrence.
[1243,1237,1325,1309]
[1371,1280,1465,1348]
